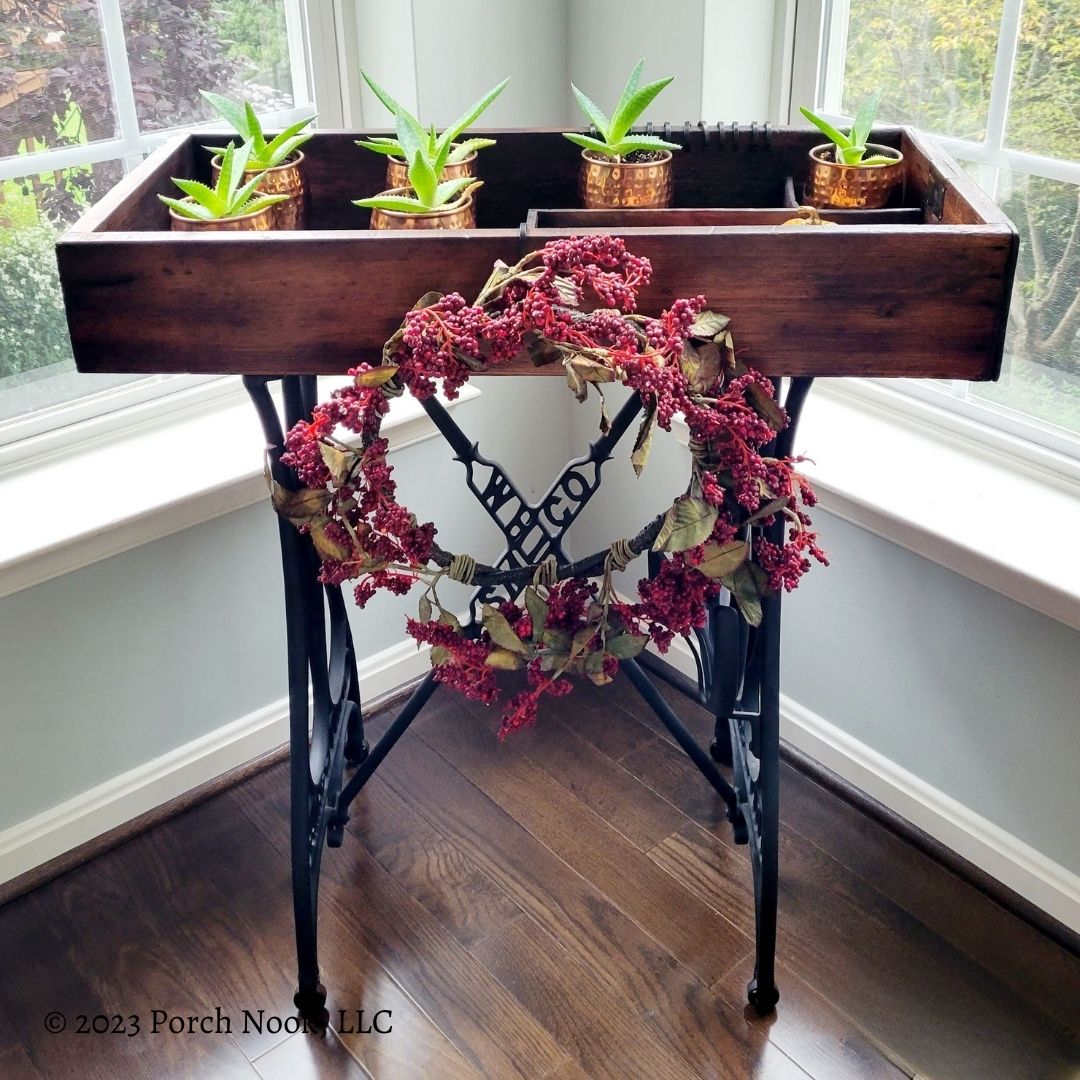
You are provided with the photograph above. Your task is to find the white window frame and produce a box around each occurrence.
[786,0,1080,466]
[0,0,334,459]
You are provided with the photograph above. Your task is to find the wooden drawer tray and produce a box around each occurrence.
[57,126,1017,381]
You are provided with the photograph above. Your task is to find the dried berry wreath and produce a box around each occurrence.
[273,236,827,738]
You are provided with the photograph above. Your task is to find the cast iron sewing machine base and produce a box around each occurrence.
[244,373,813,1029]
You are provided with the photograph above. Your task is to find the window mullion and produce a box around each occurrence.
[982,0,1025,156]
[97,0,144,170]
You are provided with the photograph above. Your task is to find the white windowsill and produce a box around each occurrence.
[0,382,480,601]
[674,381,1080,630]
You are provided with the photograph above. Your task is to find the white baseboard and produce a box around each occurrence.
[0,636,432,888]
[656,635,1080,932]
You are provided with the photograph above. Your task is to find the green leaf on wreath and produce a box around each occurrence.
[439,610,462,632]
[319,442,356,485]
[542,628,571,653]
[689,310,730,339]
[524,587,549,643]
[430,645,452,666]
[270,482,331,524]
[410,290,443,310]
[309,518,351,562]
[605,632,648,659]
[744,497,789,526]
[631,398,657,476]
[418,595,432,623]
[568,354,616,384]
[695,539,749,579]
[653,495,719,552]
[745,380,785,432]
[482,604,529,654]
[485,648,526,670]
[354,365,399,388]
[723,562,765,627]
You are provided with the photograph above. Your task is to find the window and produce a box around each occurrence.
[807,0,1080,455]
[0,0,313,445]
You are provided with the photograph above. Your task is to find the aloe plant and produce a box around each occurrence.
[562,59,681,161]
[158,142,289,221]
[799,92,896,165]
[355,71,509,166]
[201,90,315,169]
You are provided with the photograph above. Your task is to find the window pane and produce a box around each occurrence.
[840,0,1003,141]
[121,0,296,133]
[0,158,143,426]
[1005,0,1080,162]
[971,168,1080,434]
[0,2,118,153]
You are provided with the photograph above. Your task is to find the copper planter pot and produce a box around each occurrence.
[579,149,673,209]
[807,144,905,209]
[210,151,307,229]
[385,150,477,189]
[367,186,478,230]
[168,199,277,232]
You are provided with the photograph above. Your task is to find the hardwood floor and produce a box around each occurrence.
[1,676,1078,1079]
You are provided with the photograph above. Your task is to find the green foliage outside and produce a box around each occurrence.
[842,0,1080,433]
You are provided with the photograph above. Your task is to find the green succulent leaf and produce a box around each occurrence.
[352,194,433,213]
[435,76,510,157]
[395,104,428,172]
[242,102,265,154]
[849,89,881,148]
[229,169,268,214]
[408,148,438,207]
[613,58,645,124]
[361,70,402,119]
[263,116,315,163]
[170,178,227,216]
[571,82,609,138]
[158,194,215,220]
[608,135,681,157]
[838,143,868,165]
[355,138,405,156]
[798,105,853,150]
[445,137,497,163]
[562,132,618,157]
[432,176,474,207]
[608,74,674,143]
[199,90,254,139]
[238,193,289,216]
[859,154,898,166]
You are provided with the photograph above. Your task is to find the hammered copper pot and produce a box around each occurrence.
[579,149,673,209]
[210,151,307,229]
[367,186,478,230]
[385,149,477,189]
[807,144,905,209]
[167,199,277,232]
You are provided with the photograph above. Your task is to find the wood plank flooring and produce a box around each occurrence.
[1,675,1077,1079]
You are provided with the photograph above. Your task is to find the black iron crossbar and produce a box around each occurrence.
[243,371,814,1029]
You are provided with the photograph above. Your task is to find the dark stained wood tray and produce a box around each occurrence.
[56,126,1017,381]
